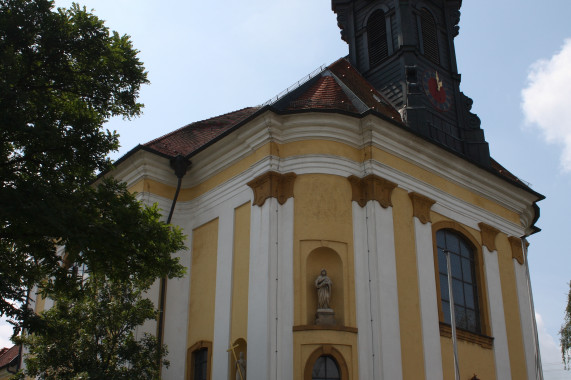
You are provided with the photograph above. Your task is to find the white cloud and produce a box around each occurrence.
[0,316,14,348]
[535,313,571,379]
[522,39,571,172]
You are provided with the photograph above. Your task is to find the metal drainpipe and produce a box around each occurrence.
[157,155,191,374]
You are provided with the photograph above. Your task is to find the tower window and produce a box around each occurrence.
[367,10,389,67]
[420,9,440,64]
[312,355,341,380]
[436,229,480,333]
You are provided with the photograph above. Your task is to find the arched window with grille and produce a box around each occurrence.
[312,355,341,380]
[436,229,480,333]
[367,9,389,67]
[420,8,440,64]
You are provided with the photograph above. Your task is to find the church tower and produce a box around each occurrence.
[332,0,491,166]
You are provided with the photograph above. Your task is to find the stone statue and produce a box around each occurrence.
[315,269,332,309]
[236,352,246,380]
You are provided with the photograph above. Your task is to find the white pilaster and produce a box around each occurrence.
[352,203,375,380]
[353,201,402,380]
[413,217,443,380]
[482,245,511,379]
[514,256,536,380]
[211,208,235,380]
[161,249,191,380]
[273,198,294,380]
[247,198,276,380]
[371,203,402,380]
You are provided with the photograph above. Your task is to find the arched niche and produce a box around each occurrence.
[306,246,344,325]
[228,338,247,380]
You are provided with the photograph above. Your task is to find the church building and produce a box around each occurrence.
[105,0,544,379]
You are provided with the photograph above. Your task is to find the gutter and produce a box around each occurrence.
[156,155,191,374]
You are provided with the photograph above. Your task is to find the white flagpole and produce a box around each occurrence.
[445,249,461,380]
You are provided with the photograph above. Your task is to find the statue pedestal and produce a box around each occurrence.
[315,308,336,326]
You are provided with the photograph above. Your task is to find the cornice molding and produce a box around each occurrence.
[479,222,500,252]
[409,192,436,224]
[247,171,297,207]
[347,174,397,208]
[508,236,524,265]
[111,111,538,220]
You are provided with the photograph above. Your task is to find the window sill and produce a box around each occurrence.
[439,322,494,349]
[293,325,358,333]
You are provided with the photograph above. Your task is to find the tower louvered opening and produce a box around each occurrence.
[367,10,388,67]
[421,8,440,64]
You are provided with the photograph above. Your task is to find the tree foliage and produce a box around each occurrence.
[0,0,188,331]
[17,274,169,380]
[562,282,571,369]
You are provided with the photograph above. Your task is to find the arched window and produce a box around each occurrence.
[367,10,388,67]
[436,229,480,333]
[420,8,439,64]
[187,341,211,380]
[192,348,207,380]
[312,355,341,380]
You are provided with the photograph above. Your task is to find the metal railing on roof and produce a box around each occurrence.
[261,64,327,107]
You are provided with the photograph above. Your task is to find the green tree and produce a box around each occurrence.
[17,273,170,380]
[0,0,185,333]
[562,282,571,369]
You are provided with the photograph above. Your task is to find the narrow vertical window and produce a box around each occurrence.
[436,229,480,333]
[312,355,341,380]
[420,8,440,64]
[192,348,208,380]
[367,10,388,67]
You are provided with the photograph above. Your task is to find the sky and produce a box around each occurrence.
[2,0,571,378]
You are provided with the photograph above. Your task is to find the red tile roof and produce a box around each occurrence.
[134,58,535,196]
[144,107,260,158]
[287,75,358,113]
[327,58,402,121]
[0,345,19,369]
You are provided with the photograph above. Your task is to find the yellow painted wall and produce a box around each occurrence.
[187,219,219,348]
[440,337,496,380]
[293,174,356,328]
[293,330,358,380]
[228,203,251,379]
[497,234,528,379]
[391,188,426,379]
[230,202,250,344]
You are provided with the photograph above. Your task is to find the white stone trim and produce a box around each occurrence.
[482,246,511,380]
[110,112,539,230]
[161,249,191,380]
[352,203,375,380]
[353,201,403,380]
[413,217,443,380]
[211,207,235,380]
[274,198,295,380]
[514,257,536,380]
[372,203,403,380]
[247,198,276,380]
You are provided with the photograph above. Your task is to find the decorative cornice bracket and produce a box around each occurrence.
[508,236,524,265]
[247,171,297,207]
[478,222,500,252]
[348,174,397,208]
[409,192,436,224]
